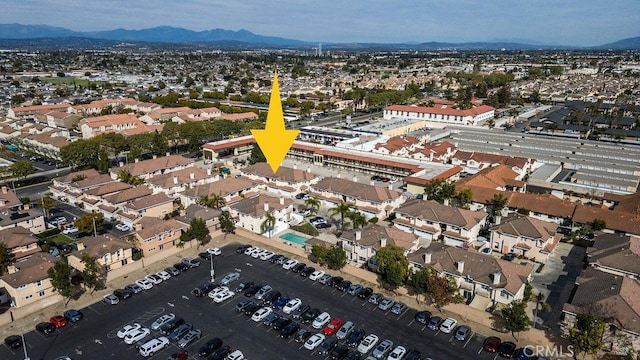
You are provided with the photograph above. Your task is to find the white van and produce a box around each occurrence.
[225,350,245,360]
[138,336,169,357]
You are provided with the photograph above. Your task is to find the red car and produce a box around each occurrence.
[50,315,68,328]
[483,336,501,353]
[322,318,344,336]
[167,350,188,360]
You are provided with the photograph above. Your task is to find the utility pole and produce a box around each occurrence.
[92,215,97,237]
[210,255,215,283]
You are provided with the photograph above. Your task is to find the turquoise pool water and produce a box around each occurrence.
[279,232,308,246]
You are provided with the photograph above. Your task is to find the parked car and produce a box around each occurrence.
[234,281,254,293]
[193,282,218,297]
[115,223,131,231]
[198,338,223,357]
[262,312,282,326]
[455,325,472,341]
[178,329,202,348]
[244,284,263,297]
[35,322,56,335]
[102,293,119,305]
[251,307,273,322]
[427,316,443,330]
[283,298,302,314]
[279,322,300,338]
[4,335,22,349]
[235,299,256,313]
[150,313,175,331]
[483,336,502,353]
[323,318,344,336]
[168,323,193,342]
[206,247,221,256]
[309,269,326,281]
[160,317,185,335]
[63,309,83,323]
[261,290,282,306]
[371,339,393,359]
[301,308,321,324]
[166,350,188,360]
[368,293,383,304]
[312,311,331,329]
[414,310,431,324]
[272,295,290,309]
[347,284,363,296]
[124,328,150,345]
[114,288,133,300]
[387,346,407,360]
[181,257,200,268]
[439,318,458,333]
[254,285,272,300]
[377,297,395,311]
[318,274,333,285]
[50,315,68,328]
[165,267,181,276]
[243,303,262,316]
[357,334,379,354]
[300,266,315,277]
[390,302,406,315]
[292,303,310,319]
[156,270,171,281]
[209,345,231,360]
[294,328,312,343]
[498,341,517,358]
[220,272,240,285]
[357,287,373,299]
[135,278,153,290]
[236,244,251,254]
[335,320,354,340]
[117,323,142,338]
[291,262,306,273]
[317,337,338,356]
[305,333,326,350]
[330,344,349,359]
[336,280,352,292]
[346,328,366,348]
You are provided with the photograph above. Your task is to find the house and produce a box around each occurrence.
[220,112,259,122]
[239,162,320,198]
[408,243,535,307]
[310,177,405,220]
[586,233,640,279]
[176,204,221,232]
[146,167,215,196]
[451,151,532,177]
[108,154,194,180]
[0,226,40,260]
[123,193,174,219]
[404,166,463,195]
[340,223,420,265]
[134,217,187,257]
[78,114,139,138]
[383,103,495,126]
[0,187,46,234]
[50,169,117,205]
[102,186,154,208]
[489,215,561,263]
[456,165,527,191]
[0,186,22,210]
[372,135,421,156]
[394,199,487,247]
[0,253,59,308]
[226,194,294,236]
[408,141,457,162]
[66,236,133,279]
[180,177,258,207]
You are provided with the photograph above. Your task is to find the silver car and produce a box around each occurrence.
[220,272,240,285]
[255,285,272,300]
[372,339,394,359]
[177,329,201,348]
[377,297,395,311]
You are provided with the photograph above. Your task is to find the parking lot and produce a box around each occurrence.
[1,243,521,359]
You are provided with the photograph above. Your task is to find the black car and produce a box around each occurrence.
[173,262,189,272]
[301,308,321,324]
[35,322,56,335]
[295,192,306,199]
[114,288,133,299]
[279,322,300,338]
[209,345,232,360]
[502,253,516,261]
[344,351,362,360]
[262,312,282,326]
[160,317,185,335]
[330,344,350,360]
[198,338,223,357]
[269,254,284,264]
[292,304,310,319]
[236,244,251,254]
[234,281,254,293]
[243,303,262,316]
[244,284,263,297]
[262,290,281,306]
[294,328,312,343]
[291,263,306,273]
[300,266,315,277]
[317,337,338,356]
[498,341,517,357]
[336,280,352,291]
[165,267,180,276]
[357,287,373,299]
[198,251,212,260]
[4,335,22,349]
[316,222,331,229]
[272,317,292,331]
[330,276,344,287]
[404,349,423,360]
[194,282,218,297]
[426,316,442,330]
[346,328,366,347]
[236,299,256,313]
[414,310,432,324]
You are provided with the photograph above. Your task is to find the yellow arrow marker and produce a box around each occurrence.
[251,71,299,173]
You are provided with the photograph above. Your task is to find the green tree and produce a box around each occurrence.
[60,138,101,168]
[218,210,236,238]
[10,160,35,179]
[409,267,434,304]
[248,144,266,164]
[117,169,144,185]
[325,246,348,270]
[304,197,321,214]
[427,275,461,309]
[423,178,456,204]
[375,245,410,292]
[47,259,73,304]
[569,313,606,358]
[454,189,473,209]
[75,212,104,235]
[489,193,508,218]
[80,253,106,294]
[591,218,607,231]
[0,243,14,275]
[310,244,329,266]
[188,217,210,247]
[261,212,276,238]
[329,201,353,230]
[199,194,226,209]
[38,196,57,217]
[347,211,368,230]
[501,301,530,340]
[532,292,552,329]
[97,132,127,159]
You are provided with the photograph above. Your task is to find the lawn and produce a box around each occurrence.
[42,77,127,87]
[46,233,75,244]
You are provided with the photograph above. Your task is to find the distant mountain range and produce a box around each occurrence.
[0,23,637,50]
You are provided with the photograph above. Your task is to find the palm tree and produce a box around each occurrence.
[199,194,226,209]
[329,201,353,230]
[532,292,552,329]
[261,212,276,238]
[347,211,368,230]
[304,197,321,214]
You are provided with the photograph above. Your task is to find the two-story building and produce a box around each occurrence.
[180,177,258,207]
[394,199,487,247]
[146,167,215,196]
[383,103,495,127]
[108,154,194,180]
[226,194,294,236]
[66,235,133,280]
[0,227,40,260]
[310,177,405,220]
[123,193,174,219]
[490,215,560,263]
[239,162,320,198]
[134,217,187,257]
[0,253,59,309]
[340,223,420,266]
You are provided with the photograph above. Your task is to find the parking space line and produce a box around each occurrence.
[86,305,101,316]
[464,333,474,348]
[407,319,415,326]
[396,309,408,320]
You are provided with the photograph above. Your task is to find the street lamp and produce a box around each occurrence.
[210,254,217,283]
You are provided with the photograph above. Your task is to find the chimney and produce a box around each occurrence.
[444,198,450,206]
[189,172,195,180]
[76,242,85,251]
[263,202,270,212]
[134,158,139,163]
[337,173,341,178]
[423,252,432,264]
[134,222,143,231]
[353,175,358,183]
[119,161,124,167]
[206,168,212,176]
[380,237,387,247]
[1,186,7,194]
[492,272,502,285]
[7,264,17,274]
[279,196,284,205]
[166,152,170,157]
[293,164,298,170]
[457,260,465,273]
[388,184,393,190]
[495,215,502,225]
[173,176,178,184]
[370,181,375,186]
[355,230,361,241]
[307,167,311,173]
[152,154,157,159]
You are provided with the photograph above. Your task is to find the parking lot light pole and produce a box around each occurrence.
[20,327,29,360]
[210,255,216,283]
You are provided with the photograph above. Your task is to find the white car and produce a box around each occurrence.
[304,333,326,350]
[206,247,221,256]
[358,334,379,354]
[124,328,150,344]
[62,227,78,235]
[135,278,154,290]
[243,246,255,255]
[282,298,302,314]
[251,307,273,322]
[155,271,171,281]
[226,350,245,360]
[213,290,235,303]
[312,311,331,329]
[309,270,325,281]
[208,286,229,299]
[251,248,266,258]
[150,313,175,331]
[145,274,162,285]
[388,346,407,360]
[259,251,275,261]
[282,259,299,270]
[439,318,458,333]
[115,223,131,231]
[117,323,142,338]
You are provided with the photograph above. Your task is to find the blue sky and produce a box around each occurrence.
[1,0,638,46]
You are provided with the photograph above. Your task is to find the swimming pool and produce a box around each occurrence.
[279,232,309,246]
